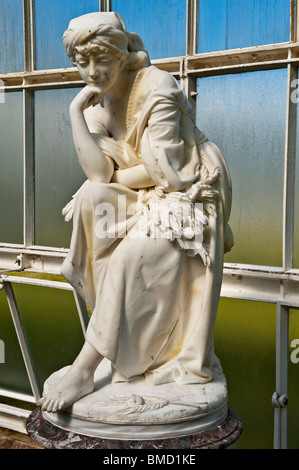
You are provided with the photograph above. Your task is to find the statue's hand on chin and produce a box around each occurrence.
[70,85,104,113]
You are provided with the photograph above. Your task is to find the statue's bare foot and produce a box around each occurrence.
[38,366,94,413]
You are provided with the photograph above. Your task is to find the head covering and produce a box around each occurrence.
[63,12,151,70]
[67,12,127,33]
[63,12,129,63]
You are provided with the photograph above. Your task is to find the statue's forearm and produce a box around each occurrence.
[70,105,114,183]
[111,164,154,189]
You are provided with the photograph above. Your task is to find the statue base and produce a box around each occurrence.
[26,407,242,449]
[40,359,229,427]
[28,359,242,448]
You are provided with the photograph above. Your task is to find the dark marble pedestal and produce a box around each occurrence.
[26,407,242,449]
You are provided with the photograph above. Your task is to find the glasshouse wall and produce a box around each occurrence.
[0,0,299,449]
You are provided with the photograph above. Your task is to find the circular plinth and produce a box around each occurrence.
[42,360,228,427]
[26,407,242,449]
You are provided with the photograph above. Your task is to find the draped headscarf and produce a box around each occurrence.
[63,12,151,71]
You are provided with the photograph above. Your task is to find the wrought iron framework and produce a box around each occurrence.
[0,0,298,448]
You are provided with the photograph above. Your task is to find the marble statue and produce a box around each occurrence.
[38,12,233,431]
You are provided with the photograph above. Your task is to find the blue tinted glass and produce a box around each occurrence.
[197,0,290,53]
[34,0,100,70]
[111,0,186,60]
[196,69,287,267]
[34,88,86,248]
[0,0,24,73]
[0,92,23,244]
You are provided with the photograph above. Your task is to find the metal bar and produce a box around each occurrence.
[0,249,67,275]
[3,283,41,402]
[0,388,36,404]
[0,404,31,419]
[23,0,35,72]
[1,275,73,291]
[3,43,299,91]
[23,88,35,247]
[0,404,31,434]
[224,264,299,281]
[291,0,298,42]
[23,1,35,247]
[273,302,289,449]
[99,0,111,11]
[283,61,297,271]
[73,291,90,336]
[186,0,198,56]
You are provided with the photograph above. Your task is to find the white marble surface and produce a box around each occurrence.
[38,13,233,425]
[43,358,227,426]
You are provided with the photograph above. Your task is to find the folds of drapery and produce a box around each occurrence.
[61,65,233,385]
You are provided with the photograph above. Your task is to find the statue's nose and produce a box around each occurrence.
[89,60,98,78]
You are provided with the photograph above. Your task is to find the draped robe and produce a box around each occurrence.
[61,65,233,385]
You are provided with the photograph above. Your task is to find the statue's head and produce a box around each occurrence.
[63,12,150,72]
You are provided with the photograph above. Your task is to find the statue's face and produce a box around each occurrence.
[75,49,124,93]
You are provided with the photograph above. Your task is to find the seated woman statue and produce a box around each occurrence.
[39,11,233,414]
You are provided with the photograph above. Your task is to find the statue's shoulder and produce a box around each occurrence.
[141,65,180,93]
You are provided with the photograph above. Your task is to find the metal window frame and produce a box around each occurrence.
[0,0,298,448]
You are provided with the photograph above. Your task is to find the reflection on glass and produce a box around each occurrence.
[288,309,299,449]
[34,88,86,248]
[197,0,290,53]
[111,0,186,59]
[0,92,23,244]
[0,0,24,73]
[34,0,100,70]
[215,298,276,449]
[13,282,85,391]
[196,70,286,266]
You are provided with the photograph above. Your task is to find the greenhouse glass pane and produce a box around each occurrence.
[197,0,290,53]
[34,0,100,70]
[0,0,24,73]
[34,88,86,248]
[0,92,23,244]
[13,280,85,391]
[0,286,31,396]
[215,298,276,449]
[111,0,186,60]
[196,69,286,266]
[289,309,299,449]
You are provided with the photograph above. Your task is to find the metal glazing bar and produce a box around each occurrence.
[23,89,35,247]
[1,275,73,290]
[100,0,111,12]
[283,62,297,271]
[23,0,35,72]
[181,70,197,119]
[23,2,36,248]
[292,0,299,42]
[290,0,297,42]
[273,302,289,449]
[186,0,198,56]
[3,282,41,402]
[182,1,198,116]
[73,291,90,336]
[0,388,36,403]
